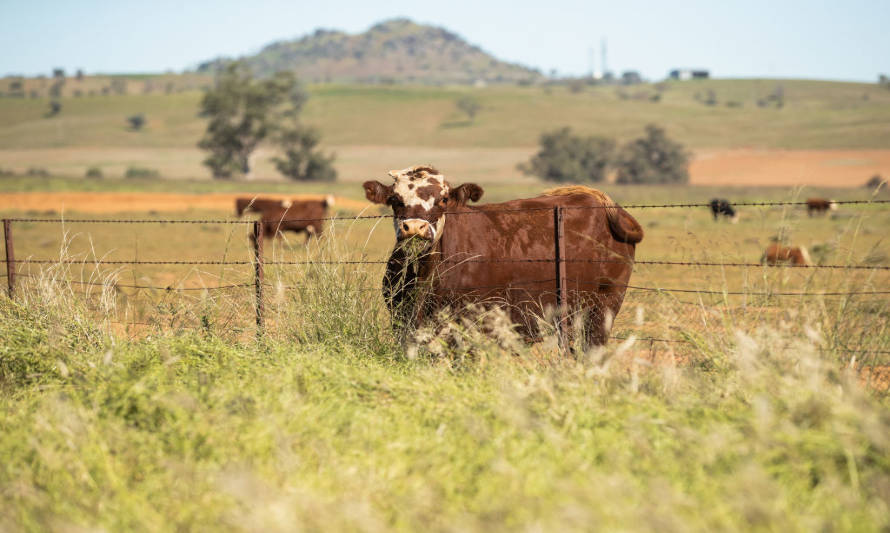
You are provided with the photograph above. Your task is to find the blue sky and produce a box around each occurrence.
[1,0,887,81]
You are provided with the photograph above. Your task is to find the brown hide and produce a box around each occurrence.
[235,197,330,239]
[235,197,287,217]
[410,192,640,346]
[762,243,811,266]
[806,197,834,216]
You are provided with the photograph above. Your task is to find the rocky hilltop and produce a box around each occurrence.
[196,18,541,84]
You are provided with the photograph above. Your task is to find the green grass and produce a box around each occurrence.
[1,260,889,531]
[1,79,889,151]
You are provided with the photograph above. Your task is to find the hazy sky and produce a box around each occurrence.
[1,0,887,81]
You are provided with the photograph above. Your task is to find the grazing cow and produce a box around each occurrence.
[235,197,290,217]
[806,197,837,217]
[761,243,812,266]
[235,195,334,240]
[709,198,738,223]
[363,165,643,347]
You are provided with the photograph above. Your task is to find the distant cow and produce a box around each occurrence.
[363,165,643,348]
[762,243,812,266]
[235,195,334,241]
[709,198,738,222]
[806,198,837,217]
[235,197,290,217]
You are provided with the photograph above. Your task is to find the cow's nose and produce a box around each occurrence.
[399,219,432,240]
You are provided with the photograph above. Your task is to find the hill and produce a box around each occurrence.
[195,18,542,84]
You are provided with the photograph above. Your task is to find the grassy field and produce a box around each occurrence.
[1,78,889,182]
[1,202,890,530]
[2,77,890,529]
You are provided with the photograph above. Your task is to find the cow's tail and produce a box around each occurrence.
[544,186,644,244]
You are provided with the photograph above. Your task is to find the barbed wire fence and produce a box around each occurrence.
[3,198,890,360]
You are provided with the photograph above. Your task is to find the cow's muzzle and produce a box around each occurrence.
[397,218,435,241]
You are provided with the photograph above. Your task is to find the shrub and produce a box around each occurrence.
[26,167,50,177]
[614,124,689,184]
[518,127,615,183]
[85,166,103,179]
[127,114,145,131]
[455,96,481,121]
[865,174,886,190]
[46,100,61,117]
[125,166,160,179]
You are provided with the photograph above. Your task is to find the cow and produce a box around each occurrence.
[806,198,837,217]
[709,198,738,223]
[761,243,812,266]
[235,195,334,240]
[363,165,643,348]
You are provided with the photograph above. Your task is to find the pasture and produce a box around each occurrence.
[2,178,890,531]
[2,78,890,530]
[2,79,890,184]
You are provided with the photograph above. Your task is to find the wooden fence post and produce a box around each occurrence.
[3,220,14,299]
[251,221,265,336]
[553,207,567,351]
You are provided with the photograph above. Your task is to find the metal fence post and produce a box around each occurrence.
[251,221,265,336]
[3,220,14,299]
[553,207,567,351]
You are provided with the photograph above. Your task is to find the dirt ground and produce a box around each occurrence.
[0,192,370,214]
[689,149,890,187]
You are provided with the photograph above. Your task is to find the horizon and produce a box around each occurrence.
[2,1,888,82]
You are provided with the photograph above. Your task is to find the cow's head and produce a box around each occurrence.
[363,165,483,243]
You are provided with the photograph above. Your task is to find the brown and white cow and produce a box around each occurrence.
[761,243,812,266]
[363,165,643,348]
[235,196,334,240]
[806,197,837,217]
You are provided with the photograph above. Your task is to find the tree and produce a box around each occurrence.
[614,124,689,184]
[127,114,145,131]
[455,96,481,121]
[865,174,886,189]
[273,127,337,182]
[198,62,308,179]
[518,127,615,183]
[46,101,62,117]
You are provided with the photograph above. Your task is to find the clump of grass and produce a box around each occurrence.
[84,166,103,179]
[124,166,160,179]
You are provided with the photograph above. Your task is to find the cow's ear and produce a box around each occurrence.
[448,183,484,206]
[363,181,392,204]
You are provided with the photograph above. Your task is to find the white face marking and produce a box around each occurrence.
[389,166,449,212]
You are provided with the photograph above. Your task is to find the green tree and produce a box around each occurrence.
[615,124,689,184]
[455,96,481,122]
[127,114,145,131]
[273,127,337,182]
[198,62,307,179]
[518,127,614,183]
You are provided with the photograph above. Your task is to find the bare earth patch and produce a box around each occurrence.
[0,192,369,214]
[690,149,890,187]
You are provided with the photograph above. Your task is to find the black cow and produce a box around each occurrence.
[709,198,738,222]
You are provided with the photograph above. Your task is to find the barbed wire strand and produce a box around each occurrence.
[4,198,889,225]
[5,256,890,270]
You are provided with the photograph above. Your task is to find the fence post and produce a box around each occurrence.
[251,221,265,336]
[3,220,14,299]
[553,207,567,351]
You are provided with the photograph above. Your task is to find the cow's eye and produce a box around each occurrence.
[387,196,404,208]
[440,197,448,206]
